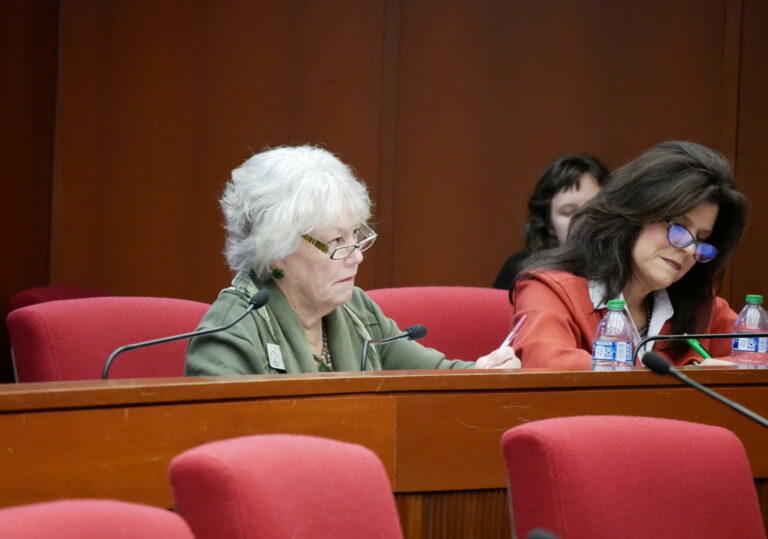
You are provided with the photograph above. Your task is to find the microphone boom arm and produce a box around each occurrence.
[665,368,768,428]
[633,332,768,362]
[360,325,427,371]
[102,290,269,379]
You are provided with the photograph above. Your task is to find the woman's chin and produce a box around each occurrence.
[646,263,685,290]
[327,287,354,308]
[339,288,355,304]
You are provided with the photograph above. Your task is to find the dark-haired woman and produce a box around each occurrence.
[510,141,746,369]
[493,154,609,289]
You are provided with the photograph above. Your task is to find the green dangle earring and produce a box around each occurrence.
[271,268,284,279]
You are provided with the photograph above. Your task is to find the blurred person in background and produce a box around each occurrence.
[493,154,609,289]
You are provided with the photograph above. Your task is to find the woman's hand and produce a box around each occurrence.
[475,346,521,369]
[698,358,734,367]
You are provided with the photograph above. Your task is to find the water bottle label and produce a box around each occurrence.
[592,340,634,364]
[732,337,768,353]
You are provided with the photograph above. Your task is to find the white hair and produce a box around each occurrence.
[221,145,372,278]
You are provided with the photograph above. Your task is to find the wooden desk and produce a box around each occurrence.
[1,368,767,537]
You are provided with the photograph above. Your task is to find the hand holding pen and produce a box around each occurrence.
[684,335,734,366]
[500,314,528,349]
[475,315,527,369]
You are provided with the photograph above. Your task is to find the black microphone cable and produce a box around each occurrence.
[102,289,270,379]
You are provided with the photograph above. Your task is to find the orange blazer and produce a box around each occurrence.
[509,270,737,369]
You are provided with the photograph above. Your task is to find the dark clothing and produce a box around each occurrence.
[492,250,529,290]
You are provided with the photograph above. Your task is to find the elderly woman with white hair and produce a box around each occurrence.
[186,146,518,375]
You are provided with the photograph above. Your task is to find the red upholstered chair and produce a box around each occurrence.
[9,285,104,311]
[366,286,511,361]
[0,499,194,538]
[501,416,766,538]
[7,297,210,381]
[169,434,403,539]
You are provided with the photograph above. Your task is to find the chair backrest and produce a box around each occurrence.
[0,499,194,538]
[366,286,511,361]
[7,296,210,381]
[501,415,766,538]
[169,434,403,539]
[9,285,104,311]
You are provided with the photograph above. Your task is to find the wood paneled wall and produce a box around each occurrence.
[390,0,738,286]
[51,0,389,299]
[2,0,767,380]
[732,0,768,305]
[0,0,59,381]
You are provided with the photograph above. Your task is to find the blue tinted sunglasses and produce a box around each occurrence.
[666,221,717,263]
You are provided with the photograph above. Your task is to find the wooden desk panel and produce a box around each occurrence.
[1,395,396,506]
[395,383,768,492]
[0,368,766,537]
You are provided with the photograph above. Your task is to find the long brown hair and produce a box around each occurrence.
[522,141,747,353]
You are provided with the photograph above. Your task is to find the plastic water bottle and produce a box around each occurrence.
[731,294,768,365]
[592,300,636,370]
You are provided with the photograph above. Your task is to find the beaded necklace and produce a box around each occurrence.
[637,295,654,338]
[312,319,333,372]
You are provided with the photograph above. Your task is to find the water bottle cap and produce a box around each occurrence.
[606,300,625,310]
[746,294,763,304]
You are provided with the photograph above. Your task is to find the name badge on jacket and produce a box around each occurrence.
[267,343,285,371]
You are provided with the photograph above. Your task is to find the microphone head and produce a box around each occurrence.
[527,529,559,539]
[249,289,271,309]
[406,324,427,340]
[642,351,672,375]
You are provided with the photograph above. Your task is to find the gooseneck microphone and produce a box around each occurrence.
[642,352,768,428]
[360,324,427,371]
[632,332,768,362]
[102,289,270,379]
[527,529,560,539]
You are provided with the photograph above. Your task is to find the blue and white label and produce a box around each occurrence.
[592,340,634,364]
[731,337,768,353]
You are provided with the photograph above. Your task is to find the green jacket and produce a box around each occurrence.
[185,272,473,375]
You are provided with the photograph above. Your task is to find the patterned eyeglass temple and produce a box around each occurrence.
[301,223,377,260]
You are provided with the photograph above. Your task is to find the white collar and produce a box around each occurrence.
[587,280,674,354]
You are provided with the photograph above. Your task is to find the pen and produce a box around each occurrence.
[686,337,712,359]
[500,315,528,349]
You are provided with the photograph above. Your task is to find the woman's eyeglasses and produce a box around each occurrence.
[666,221,717,263]
[302,223,377,260]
